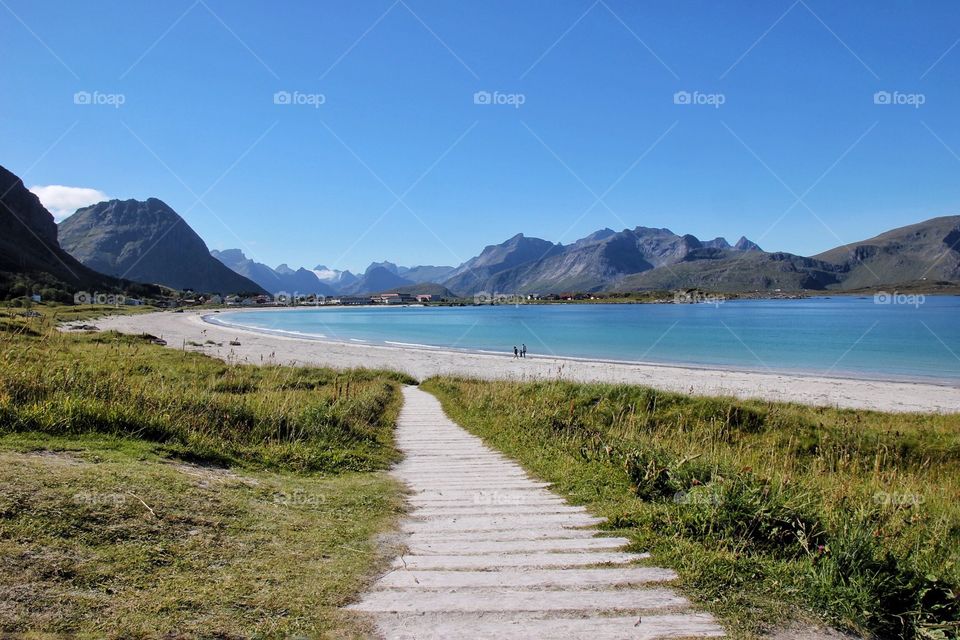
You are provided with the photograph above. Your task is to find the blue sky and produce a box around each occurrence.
[3,1,959,273]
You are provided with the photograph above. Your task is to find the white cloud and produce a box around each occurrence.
[29,184,109,221]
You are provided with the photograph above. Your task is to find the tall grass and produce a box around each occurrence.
[0,308,413,472]
[424,377,960,639]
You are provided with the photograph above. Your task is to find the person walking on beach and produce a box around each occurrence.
[513,346,519,359]
[521,344,527,358]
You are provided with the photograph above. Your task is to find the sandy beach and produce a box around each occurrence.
[84,310,960,413]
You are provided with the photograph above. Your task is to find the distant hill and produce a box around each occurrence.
[814,215,960,289]
[0,164,150,300]
[211,249,334,296]
[616,250,845,292]
[59,199,264,294]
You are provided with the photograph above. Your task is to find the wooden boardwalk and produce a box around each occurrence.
[348,386,725,639]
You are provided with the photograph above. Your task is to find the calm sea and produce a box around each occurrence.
[210,297,960,383]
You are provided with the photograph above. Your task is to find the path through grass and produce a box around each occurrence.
[423,377,960,639]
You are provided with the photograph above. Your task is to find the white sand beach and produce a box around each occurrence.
[85,310,960,413]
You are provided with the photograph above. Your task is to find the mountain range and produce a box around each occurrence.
[206,215,960,296]
[2,162,958,300]
[209,250,456,296]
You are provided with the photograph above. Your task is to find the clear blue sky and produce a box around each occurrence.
[3,0,959,273]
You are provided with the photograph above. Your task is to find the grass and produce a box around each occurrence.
[423,377,960,640]
[0,304,413,638]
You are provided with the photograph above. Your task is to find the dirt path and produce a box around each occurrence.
[348,386,726,639]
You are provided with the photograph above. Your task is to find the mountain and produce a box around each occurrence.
[0,164,144,299]
[403,264,456,283]
[440,228,764,295]
[211,249,334,296]
[312,265,359,290]
[341,264,414,294]
[814,215,960,289]
[442,233,563,294]
[59,199,264,294]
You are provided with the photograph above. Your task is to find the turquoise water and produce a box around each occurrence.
[210,297,960,383]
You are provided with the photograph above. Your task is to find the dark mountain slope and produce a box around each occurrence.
[0,165,145,299]
[59,199,263,294]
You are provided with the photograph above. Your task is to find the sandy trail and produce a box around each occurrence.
[85,310,960,413]
[347,386,726,639]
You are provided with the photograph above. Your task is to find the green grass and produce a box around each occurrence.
[423,377,960,640]
[0,306,413,638]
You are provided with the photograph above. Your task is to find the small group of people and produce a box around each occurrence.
[513,344,528,359]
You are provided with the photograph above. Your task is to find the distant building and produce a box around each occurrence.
[374,293,415,304]
[30,294,41,303]
[415,294,433,303]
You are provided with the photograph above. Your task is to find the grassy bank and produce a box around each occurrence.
[423,377,960,640]
[0,306,412,638]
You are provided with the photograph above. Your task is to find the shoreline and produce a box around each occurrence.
[203,309,959,388]
[85,310,960,414]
